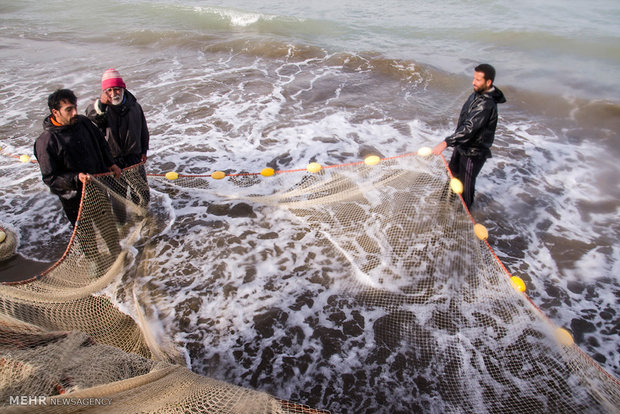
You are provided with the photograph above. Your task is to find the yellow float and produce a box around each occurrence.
[364,155,381,166]
[473,223,488,240]
[510,276,526,292]
[307,162,322,173]
[555,328,574,347]
[165,171,179,180]
[211,171,226,180]
[450,177,463,194]
[417,147,432,157]
[0,230,6,244]
[20,154,30,163]
[260,167,275,177]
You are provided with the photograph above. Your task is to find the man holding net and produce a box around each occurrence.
[85,68,150,170]
[433,63,506,209]
[35,89,121,225]
[34,89,122,262]
[86,69,150,209]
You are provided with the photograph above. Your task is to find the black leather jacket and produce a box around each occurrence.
[445,86,506,158]
[34,115,115,199]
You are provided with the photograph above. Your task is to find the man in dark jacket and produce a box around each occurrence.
[34,89,122,226]
[85,68,149,168]
[86,69,150,207]
[433,63,506,209]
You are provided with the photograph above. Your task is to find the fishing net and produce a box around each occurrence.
[0,226,17,263]
[0,154,618,413]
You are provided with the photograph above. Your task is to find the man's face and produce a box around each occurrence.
[52,100,78,126]
[472,71,492,93]
[105,87,124,105]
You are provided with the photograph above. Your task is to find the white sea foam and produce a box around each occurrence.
[194,6,272,28]
[0,1,618,409]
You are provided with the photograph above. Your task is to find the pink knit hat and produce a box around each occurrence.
[101,68,126,91]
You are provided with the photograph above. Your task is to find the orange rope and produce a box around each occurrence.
[436,156,620,385]
[0,149,37,163]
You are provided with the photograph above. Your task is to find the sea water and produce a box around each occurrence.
[0,0,618,411]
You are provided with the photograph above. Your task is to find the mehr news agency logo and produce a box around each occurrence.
[9,395,112,407]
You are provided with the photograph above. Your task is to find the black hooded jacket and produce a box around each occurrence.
[85,90,149,168]
[34,115,115,199]
[445,86,506,158]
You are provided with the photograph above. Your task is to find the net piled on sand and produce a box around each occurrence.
[0,226,17,262]
[0,165,324,413]
[0,155,618,413]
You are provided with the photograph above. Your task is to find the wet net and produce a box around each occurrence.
[0,153,618,413]
[0,227,17,263]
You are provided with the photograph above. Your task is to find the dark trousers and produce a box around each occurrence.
[59,195,82,227]
[448,150,487,210]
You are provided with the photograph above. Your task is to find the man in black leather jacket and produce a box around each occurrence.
[433,63,506,209]
[34,89,122,263]
[34,89,121,226]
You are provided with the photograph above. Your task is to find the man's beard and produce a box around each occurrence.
[474,84,490,93]
[111,90,124,106]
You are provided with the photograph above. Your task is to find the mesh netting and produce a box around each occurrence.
[0,165,324,413]
[0,226,17,263]
[0,155,618,413]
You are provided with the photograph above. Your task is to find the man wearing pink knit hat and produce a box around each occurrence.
[86,68,150,207]
[86,68,149,169]
[101,68,126,92]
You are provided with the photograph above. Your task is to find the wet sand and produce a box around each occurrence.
[0,253,52,283]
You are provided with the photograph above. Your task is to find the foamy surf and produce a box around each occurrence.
[0,0,618,411]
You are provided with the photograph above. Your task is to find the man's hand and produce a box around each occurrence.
[140,154,147,163]
[432,141,447,155]
[78,173,91,183]
[109,164,122,179]
[100,91,111,105]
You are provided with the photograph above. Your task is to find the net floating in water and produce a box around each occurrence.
[1,156,618,413]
